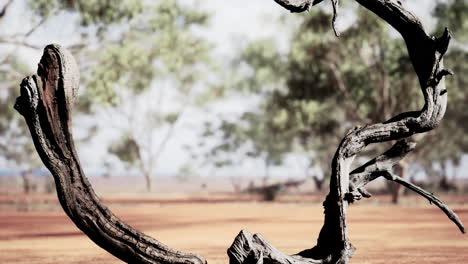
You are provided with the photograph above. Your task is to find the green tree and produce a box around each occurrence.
[98,0,213,191]
[0,0,144,186]
[208,2,467,200]
[207,9,413,186]
[1,0,213,192]
[200,39,302,185]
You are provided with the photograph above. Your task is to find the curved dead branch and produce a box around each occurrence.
[228,1,465,264]
[15,44,206,264]
[273,0,313,12]
[275,0,341,36]
[347,140,465,233]
[15,1,465,264]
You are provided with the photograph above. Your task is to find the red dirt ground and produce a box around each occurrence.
[1,197,467,264]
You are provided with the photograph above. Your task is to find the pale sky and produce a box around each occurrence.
[3,0,464,179]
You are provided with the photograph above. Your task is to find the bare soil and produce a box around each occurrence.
[1,196,467,264]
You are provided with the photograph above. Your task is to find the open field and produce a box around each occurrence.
[1,194,467,264]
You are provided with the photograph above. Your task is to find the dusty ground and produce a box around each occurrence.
[1,196,467,264]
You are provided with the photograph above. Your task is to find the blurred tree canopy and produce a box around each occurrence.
[204,1,467,185]
[0,0,147,169]
[1,0,466,193]
[0,0,214,192]
[87,0,211,105]
[97,0,214,191]
[30,0,144,26]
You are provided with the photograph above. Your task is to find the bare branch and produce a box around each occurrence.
[0,38,41,49]
[15,1,465,264]
[15,44,206,264]
[346,139,465,234]
[24,17,48,37]
[229,1,464,263]
[273,0,312,12]
[0,0,14,20]
[331,0,340,37]
[347,139,416,199]
[383,173,466,234]
[273,0,340,35]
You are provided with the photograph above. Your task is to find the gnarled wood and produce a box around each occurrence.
[15,44,206,264]
[273,0,313,12]
[16,1,465,264]
[228,1,465,264]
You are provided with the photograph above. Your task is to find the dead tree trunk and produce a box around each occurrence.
[15,1,465,264]
[228,0,465,264]
[15,45,205,264]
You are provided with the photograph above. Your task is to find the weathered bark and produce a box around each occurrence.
[15,44,206,264]
[15,1,465,264]
[228,1,465,264]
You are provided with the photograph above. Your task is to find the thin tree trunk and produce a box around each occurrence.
[20,169,33,194]
[263,159,271,187]
[144,169,152,192]
[133,136,154,192]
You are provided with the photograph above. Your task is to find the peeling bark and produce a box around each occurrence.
[15,45,206,264]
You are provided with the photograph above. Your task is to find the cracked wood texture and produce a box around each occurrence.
[15,44,206,264]
[15,1,465,264]
[227,1,465,264]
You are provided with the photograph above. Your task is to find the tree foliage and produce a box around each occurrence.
[94,0,214,190]
[29,0,144,26]
[0,0,147,169]
[207,2,467,183]
[1,1,214,189]
[87,0,211,105]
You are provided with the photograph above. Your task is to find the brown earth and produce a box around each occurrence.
[1,196,467,264]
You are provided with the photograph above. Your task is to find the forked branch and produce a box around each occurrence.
[348,140,465,233]
[15,1,465,264]
[384,173,465,233]
[228,1,465,264]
